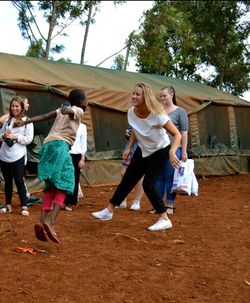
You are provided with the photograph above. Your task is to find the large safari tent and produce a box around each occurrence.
[0,52,249,190]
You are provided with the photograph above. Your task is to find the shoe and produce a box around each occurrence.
[25,196,42,206]
[147,218,172,231]
[91,208,113,221]
[63,205,73,211]
[34,223,48,242]
[166,206,176,214]
[115,200,127,209]
[0,204,12,213]
[0,207,7,213]
[129,199,140,211]
[21,206,29,216]
[149,209,156,214]
[43,222,59,243]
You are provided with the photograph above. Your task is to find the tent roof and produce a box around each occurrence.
[0,52,249,113]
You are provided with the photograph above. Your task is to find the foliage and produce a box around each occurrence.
[136,0,250,96]
[12,0,87,59]
[111,54,125,70]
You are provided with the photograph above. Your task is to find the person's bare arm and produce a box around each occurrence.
[60,106,75,119]
[181,131,188,161]
[13,110,57,127]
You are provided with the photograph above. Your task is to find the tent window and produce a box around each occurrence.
[198,104,231,150]
[234,107,250,150]
[91,107,128,152]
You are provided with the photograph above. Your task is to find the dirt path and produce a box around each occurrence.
[0,174,249,303]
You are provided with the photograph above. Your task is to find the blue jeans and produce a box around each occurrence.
[155,147,182,206]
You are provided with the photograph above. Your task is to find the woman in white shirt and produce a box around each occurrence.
[92,83,181,231]
[0,96,34,216]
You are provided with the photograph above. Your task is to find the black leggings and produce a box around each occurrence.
[0,156,27,206]
[110,145,170,214]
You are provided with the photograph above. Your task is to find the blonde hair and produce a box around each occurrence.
[136,83,165,115]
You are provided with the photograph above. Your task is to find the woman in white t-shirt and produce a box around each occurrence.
[92,83,181,231]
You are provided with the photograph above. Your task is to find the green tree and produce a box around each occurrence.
[12,0,87,59]
[111,54,125,70]
[136,1,203,80]
[187,0,250,95]
[136,0,250,96]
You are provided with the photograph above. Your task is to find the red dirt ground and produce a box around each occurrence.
[0,174,249,303]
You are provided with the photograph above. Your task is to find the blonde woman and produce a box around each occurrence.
[92,83,181,231]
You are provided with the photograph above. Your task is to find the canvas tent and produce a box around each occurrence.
[0,52,249,189]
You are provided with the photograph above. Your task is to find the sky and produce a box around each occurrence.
[0,1,153,70]
[0,0,249,101]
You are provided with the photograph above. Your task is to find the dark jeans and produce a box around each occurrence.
[64,154,81,206]
[110,145,170,214]
[0,156,27,206]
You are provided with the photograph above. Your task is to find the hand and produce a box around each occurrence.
[13,119,25,128]
[169,150,180,169]
[123,149,131,161]
[4,130,15,140]
[78,159,85,169]
[181,151,188,162]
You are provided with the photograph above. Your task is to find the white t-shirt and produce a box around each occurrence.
[70,123,87,155]
[128,107,171,157]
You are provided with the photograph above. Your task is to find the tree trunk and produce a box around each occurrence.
[80,1,93,64]
[123,35,132,71]
[44,2,58,59]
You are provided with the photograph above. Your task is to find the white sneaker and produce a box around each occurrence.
[129,199,140,211]
[115,200,127,209]
[147,218,172,231]
[0,207,7,213]
[91,208,113,221]
[0,205,12,213]
[21,206,29,216]
[63,205,73,211]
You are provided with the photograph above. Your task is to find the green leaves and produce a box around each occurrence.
[135,0,249,96]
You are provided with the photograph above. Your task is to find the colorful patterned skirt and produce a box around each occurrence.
[38,140,74,194]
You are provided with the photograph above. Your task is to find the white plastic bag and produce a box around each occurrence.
[171,159,198,196]
[191,172,199,196]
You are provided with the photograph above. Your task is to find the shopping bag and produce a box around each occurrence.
[191,171,199,196]
[171,159,197,196]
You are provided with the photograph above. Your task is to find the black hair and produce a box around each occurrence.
[68,89,86,106]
